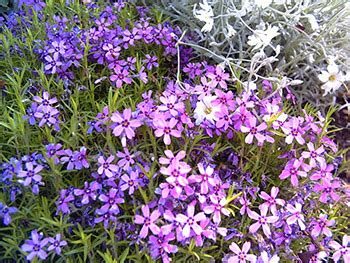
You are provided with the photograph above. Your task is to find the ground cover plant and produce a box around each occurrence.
[0,0,349,262]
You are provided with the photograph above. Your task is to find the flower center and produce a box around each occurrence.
[328,75,336,81]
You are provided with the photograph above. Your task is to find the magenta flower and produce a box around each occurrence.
[97,155,118,178]
[248,206,279,237]
[56,189,74,215]
[301,142,325,168]
[329,235,350,263]
[215,106,232,130]
[311,214,334,237]
[110,69,132,88]
[203,196,230,223]
[159,150,186,166]
[134,205,161,238]
[21,230,48,261]
[313,179,341,203]
[176,203,206,238]
[310,161,334,181]
[241,116,267,144]
[206,65,230,89]
[228,241,257,263]
[111,108,142,140]
[279,159,309,187]
[154,118,182,145]
[188,163,216,194]
[286,203,305,230]
[258,186,285,215]
[282,117,305,145]
[47,234,67,255]
[159,181,182,198]
[239,193,252,215]
[120,170,139,194]
[161,162,191,187]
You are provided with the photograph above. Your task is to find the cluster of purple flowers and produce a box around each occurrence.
[21,230,67,261]
[0,0,349,262]
[24,91,60,131]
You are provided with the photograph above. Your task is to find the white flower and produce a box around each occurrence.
[193,0,214,32]
[194,96,220,125]
[255,0,273,9]
[247,25,280,51]
[318,63,344,95]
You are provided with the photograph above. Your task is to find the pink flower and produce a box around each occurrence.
[259,187,285,215]
[301,142,325,168]
[111,108,142,140]
[203,196,230,223]
[188,163,216,194]
[134,205,161,238]
[240,117,267,144]
[176,203,206,238]
[117,148,136,171]
[248,206,279,237]
[228,241,257,263]
[159,150,186,165]
[158,95,184,116]
[154,118,182,145]
[206,66,230,90]
[286,203,305,230]
[310,161,334,181]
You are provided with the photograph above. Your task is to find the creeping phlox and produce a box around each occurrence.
[0,1,349,263]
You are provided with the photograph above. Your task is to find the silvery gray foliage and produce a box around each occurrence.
[155,0,350,108]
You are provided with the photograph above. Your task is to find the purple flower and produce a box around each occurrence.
[122,28,141,47]
[17,162,43,187]
[228,241,257,263]
[44,53,62,74]
[48,41,66,57]
[111,108,142,140]
[60,149,77,170]
[117,148,136,170]
[143,54,159,70]
[313,179,341,203]
[34,107,59,127]
[134,205,161,238]
[47,234,67,255]
[310,161,334,181]
[279,159,309,187]
[110,69,132,88]
[74,181,100,205]
[97,155,118,178]
[286,202,305,230]
[74,147,89,169]
[258,187,285,215]
[56,189,74,215]
[240,116,267,144]
[149,232,177,262]
[176,203,206,238]
[120,170,139,195]
[0,203,17,225]
[154,118,182,145]
[21,230,48,261]
[98,188,124,214]
[329,235,350,262]
[248,206,279,237]
[206,65,229,90]
[23,103,38,125]
[282,117,305,145]
[311,214,334,237]
[45,143,64,165]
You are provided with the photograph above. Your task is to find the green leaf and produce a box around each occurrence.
[118,247,129,263]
